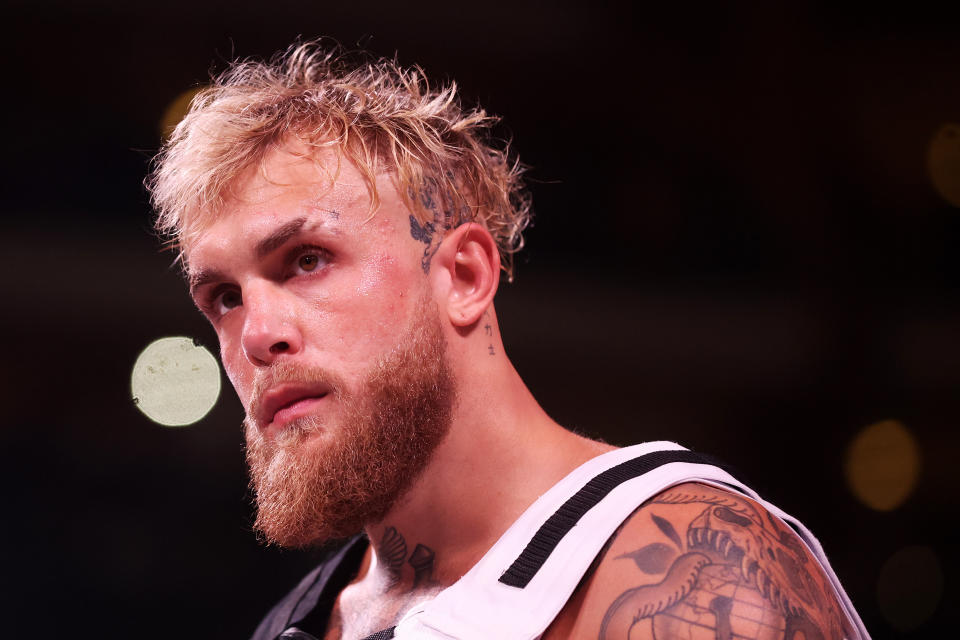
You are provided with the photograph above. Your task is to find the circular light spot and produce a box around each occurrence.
[927,123,960,207]
[159,85,206,139]
[877,545,943,632]
[131,336,221,427]
[844,419,921,511]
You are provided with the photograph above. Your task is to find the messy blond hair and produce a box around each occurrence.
[146,39,531,279]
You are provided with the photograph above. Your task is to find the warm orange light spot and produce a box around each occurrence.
[877,545,943,631]
[844,419,921,511]
[159,86,206,139]
[927,123,960,207]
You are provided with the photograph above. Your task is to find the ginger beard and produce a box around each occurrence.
[244,299,455,548]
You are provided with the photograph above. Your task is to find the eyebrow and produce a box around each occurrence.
[188,267,227,296]
[255,217,308,259]
[188,216,310,294]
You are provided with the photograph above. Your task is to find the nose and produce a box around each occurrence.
[240,282,303,366]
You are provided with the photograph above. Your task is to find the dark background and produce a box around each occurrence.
[1,1,957,638]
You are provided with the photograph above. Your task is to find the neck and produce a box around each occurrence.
[361,359,615,591]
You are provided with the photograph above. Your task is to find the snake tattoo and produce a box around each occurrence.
[598,487,849,640]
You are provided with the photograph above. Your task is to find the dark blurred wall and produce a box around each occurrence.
[1,2,957,637]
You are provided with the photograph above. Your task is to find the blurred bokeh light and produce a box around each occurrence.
[131,336,221,426]
[3,3,958,637]
[928,123,960,207]
[877,545,943,632]
[159,86,205,139]
[844,419,921,511]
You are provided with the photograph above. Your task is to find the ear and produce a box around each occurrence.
[431,223,500,327]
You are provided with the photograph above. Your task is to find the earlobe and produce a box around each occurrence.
[433,223,500,327]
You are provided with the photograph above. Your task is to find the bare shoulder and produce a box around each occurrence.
[546,482,854,640]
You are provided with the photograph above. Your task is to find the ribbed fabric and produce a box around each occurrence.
[498,449,710,587]
[359,626,396,640]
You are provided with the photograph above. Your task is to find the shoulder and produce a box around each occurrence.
[548,482,853,640]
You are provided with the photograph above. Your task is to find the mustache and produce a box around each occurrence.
[247,360,348,429]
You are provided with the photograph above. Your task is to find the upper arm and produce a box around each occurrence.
[550,483,853,640]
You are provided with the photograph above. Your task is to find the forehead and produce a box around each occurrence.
[233,146,370,218]
[184,145,408,266]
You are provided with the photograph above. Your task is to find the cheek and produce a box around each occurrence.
[345,253,419,343]
[355,253,401,297]
[357,254,416,318]
[218,333,253,406]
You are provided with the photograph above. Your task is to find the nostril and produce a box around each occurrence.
[270,341,290,354]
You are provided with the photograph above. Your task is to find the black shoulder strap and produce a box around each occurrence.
[498,448,734,588]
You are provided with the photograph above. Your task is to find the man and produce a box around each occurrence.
[148,42,869,639]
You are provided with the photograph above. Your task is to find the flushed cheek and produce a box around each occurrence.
[355,253,401,298]
[363,255,418,326]
[315,260,414,364]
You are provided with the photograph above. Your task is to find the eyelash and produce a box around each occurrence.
[200,244,332,318]
[284,244,333,277]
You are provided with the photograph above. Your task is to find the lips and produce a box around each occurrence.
[256,383,331,431]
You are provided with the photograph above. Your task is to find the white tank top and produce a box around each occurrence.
[388,441,869,640]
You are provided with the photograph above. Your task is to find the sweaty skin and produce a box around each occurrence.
[185,145,852,640]
[544,483,853,640]
[598,552,712,637]
[185,143,615,638]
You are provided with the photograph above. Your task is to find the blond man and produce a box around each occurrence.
[148,41,869,640]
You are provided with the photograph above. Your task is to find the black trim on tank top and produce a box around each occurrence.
[275,536,369,639]
[359,627,397,640]
[498,449,737,588]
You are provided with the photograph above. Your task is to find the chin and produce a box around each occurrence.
[246,296,456,548]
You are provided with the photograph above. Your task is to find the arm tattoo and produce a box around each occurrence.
[651,513,683,549]
[598,493,848,640]
[654,486,749,510]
